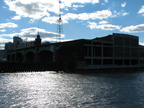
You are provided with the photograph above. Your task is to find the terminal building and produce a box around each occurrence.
[6,33,144,70]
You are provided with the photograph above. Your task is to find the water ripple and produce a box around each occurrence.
[0,71,144,107]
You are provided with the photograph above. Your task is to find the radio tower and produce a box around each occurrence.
[57,0,63,42]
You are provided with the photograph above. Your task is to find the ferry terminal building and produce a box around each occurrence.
[6,33,144,70]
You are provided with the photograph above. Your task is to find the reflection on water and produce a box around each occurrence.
[0,71,144,108]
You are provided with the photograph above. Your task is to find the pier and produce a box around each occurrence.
[0,62,76,72]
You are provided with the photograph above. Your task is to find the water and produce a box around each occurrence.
[0,71,144,108]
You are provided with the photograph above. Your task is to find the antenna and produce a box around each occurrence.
[57,0,63,42]
[37,23,39,35]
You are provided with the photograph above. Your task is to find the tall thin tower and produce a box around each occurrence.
[57,0,63,42]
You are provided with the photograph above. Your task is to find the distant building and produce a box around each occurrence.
[13,36,23,50]
[5,36,23,51]
[5,42,14,51]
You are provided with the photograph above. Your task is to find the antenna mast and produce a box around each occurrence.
[57,0,63,42]
[37,23,39,35]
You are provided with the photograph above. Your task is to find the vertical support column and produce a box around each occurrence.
[91,41,93,66]
[130,37,132,65]
[113,35,115,65]
[122,35,124,65]
[14,53,16,62]
[23,53,26,62]
[53,44,56,62]
[34,47,39,62]
[138,45,140,65]
[101,42,103,65]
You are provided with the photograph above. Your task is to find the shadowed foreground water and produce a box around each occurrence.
[0,71,144,108]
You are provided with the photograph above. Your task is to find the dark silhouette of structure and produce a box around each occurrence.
[3,33,144,72]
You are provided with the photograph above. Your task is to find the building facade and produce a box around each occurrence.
[6,33,144,70]
[0,50,6,61]
[81,33,141,69]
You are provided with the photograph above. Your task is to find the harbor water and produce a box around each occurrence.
[0,70,144,108]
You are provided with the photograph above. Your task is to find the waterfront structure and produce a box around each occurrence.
[13,36,23,50]
[0,50,6,61]
[6,33,144,70]
[80,33,143,69]
[5,42,14,51]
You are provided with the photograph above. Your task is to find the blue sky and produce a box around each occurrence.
[0,0,144,49]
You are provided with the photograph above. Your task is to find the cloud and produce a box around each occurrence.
[140,42,144,46]
[4,0,99,19]
[87,21,121,30]
[11,16,21,20]
[62,0,99,6]
[0,44,5,50]
[0,22,18,28]
[4,0,53,19]
[0,29,6,32]
[0,27,64,41]
[99,21,108,24]
[72,5,84,8]
[121,24,144,33]
[89,10,112,19]
[42,10,112,24]
[112,10,129,17]
[72,5,85,10]
[0,27,67,49]
[0,37,13,49]
[138,5,144,16]
[20,27,62,39]
[0,38,12,44]
[121,2,126,7]
[42,16,65,24]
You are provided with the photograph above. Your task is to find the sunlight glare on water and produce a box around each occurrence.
[0,71,144,108]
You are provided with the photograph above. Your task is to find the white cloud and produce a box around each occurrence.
[112,10,129,17]
[72,5,84,8]
[0,37,13,49]
[138,5,144,16]
[63,13,78,20]
[0,38,12,43]
[87,21,121,30]
[0,22,18,28]
[121,2,126,7]
[62,0,99,5]
[0,27,64,40]
[4,0,53,19]
[140,42,144,46]
[72,5,85,10]
[0,27,66,49]
[21,27,63,38]
[121,24,144,33]
[42,10,112,24]
[12,16,21,20]
[42,16,68,24]
[87,22,97,29]
[0,29,6,32]
[89,10,112,19]
[122,12,129,16]
[99,21,108,24]
[4,0,99,19]
[98,24,121,30]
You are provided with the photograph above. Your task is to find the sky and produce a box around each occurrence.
[0,0,144,49]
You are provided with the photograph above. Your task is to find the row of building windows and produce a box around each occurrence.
[85,59,139,65]
[84,46,139,57]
